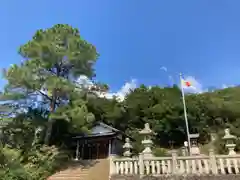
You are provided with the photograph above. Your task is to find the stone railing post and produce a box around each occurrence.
[181,146,187,156]
[171,150,178,174]
[209,148,218,174]
[109,155,115,178]
[139,153,144,178]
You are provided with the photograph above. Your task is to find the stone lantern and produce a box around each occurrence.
[189,133,200,155]
[123,138,132,157]
[139,123,154,158]
[222,128,237,155]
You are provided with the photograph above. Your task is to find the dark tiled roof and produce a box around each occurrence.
[72,132,117,139]
[97,122,120,132]
[72,122,134,141]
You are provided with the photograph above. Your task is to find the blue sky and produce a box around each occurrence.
[1,0,240,95]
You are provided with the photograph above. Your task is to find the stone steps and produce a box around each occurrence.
[48,159,109,180]
[87,158,110,180]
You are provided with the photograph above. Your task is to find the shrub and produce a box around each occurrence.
[153,147,169,157]
[23,145,71,179]
[0,147,29,180]
[0,145,71,180]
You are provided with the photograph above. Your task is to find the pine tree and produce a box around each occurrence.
[3,24,98,144]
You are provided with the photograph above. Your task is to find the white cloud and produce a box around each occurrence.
[118,79,137,96]
[37,74,237,104]
[114,79,137,101]
[206,84,235,92]
[98,79,137,101]
[76,75,94,87]
[221,84,235,89]
[160,66,167,72]
[39,74,236,103]
[78,74,204,98]
[182,76,235,93]
[75,75,137,101]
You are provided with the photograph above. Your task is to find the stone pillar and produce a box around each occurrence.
[181,146,187,156]
[108,139,112,157]
[209,148,217,174]
[109,155,115,177]
[222,128,237,155]
[139,123,154,158]
[81,142,84,159]
[171,150,178,174]
[74,140,79,160]
[123,138,132,157]
[139,153,144,178]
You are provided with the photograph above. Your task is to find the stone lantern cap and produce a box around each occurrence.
[222,128,236,140]
[139,123,153,135]
[123,138,133,149]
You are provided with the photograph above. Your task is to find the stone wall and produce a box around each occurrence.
[111,175,240,180]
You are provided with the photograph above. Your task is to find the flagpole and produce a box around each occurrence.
[179,73,191,155]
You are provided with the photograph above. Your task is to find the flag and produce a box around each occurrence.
[181,78,191,87]
[181,78,196,89]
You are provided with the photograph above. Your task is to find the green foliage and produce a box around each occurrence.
[0,145,70,180]
[0,110,71,180]
[0,147,29,180]
[52,98,95,133]
[22,145,70,180]
[84,84,240,152]
[153,147,169,157]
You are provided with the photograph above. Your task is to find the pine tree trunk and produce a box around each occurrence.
[44,119,54,145]
[44,93,56,145]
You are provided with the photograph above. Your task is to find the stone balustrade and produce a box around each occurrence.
[110,150,240,177]
[110,124,240,178]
